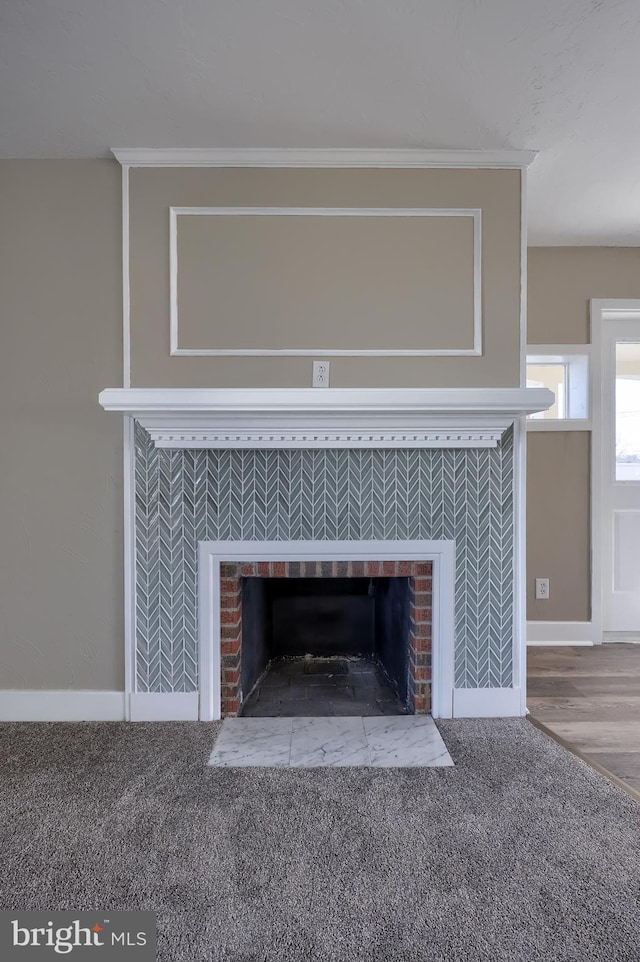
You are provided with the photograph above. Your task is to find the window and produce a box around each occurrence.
[526,363,567,419]
[526,349,589,425]
[615,342,640,480]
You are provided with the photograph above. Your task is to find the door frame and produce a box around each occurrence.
[591,299,640,642]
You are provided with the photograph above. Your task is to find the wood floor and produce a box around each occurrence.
[527,644,640,801]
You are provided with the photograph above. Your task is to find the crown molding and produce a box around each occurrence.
[99,387,553,450]
[110,148,538,170]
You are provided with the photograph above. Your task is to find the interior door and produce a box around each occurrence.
[602,319,640,631]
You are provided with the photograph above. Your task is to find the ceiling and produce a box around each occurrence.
[2,0,639,245]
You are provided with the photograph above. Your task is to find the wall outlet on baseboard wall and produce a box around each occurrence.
[535,578,550,600]
[312,360,330,388]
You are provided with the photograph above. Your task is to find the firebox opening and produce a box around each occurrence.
[240,577,413,716]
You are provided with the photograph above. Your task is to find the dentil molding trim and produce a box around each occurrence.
[99,387,553,450]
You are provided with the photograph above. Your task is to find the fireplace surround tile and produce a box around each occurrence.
[134,423,514,696]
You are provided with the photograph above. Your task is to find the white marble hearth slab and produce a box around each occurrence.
[209,717,293,766]
[363,715,455,767]
[208,716,453,768]
[289,717,370,767]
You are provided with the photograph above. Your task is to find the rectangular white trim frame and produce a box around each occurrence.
[198,539,456,721]
[169,206,482,357]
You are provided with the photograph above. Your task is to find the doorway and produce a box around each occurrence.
[593,300,640,636]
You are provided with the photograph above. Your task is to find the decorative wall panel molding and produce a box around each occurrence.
[133,423,515,695]
[169,206,482,357]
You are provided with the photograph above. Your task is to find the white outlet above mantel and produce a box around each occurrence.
[98,387,554,450]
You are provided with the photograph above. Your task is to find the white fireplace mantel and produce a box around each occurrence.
[98,387,553,449]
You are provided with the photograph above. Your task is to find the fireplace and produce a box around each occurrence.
[198,539,453,721]
[98,386,554,720]
[218,559,432,717]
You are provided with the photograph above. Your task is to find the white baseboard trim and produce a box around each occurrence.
[527,621,594,646]
[129,692,199,721]
[603,631,640,644]
[452,687,523,718]
[0,690,126,722]
[0,686,530,721]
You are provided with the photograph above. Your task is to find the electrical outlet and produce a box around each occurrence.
[312,360,330,388]
[535,578,550,600]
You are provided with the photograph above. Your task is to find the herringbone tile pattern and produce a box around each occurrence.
[134,424,514,693]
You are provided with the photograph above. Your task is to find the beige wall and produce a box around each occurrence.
[526,432,591,622]
[529,247,640,344]
[0,160,123,689]
[527,247,640,623]
[129,167,522,388]
[2,162,635,688]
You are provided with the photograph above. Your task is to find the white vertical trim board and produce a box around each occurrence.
[198,539,457,721]
[473,209,482,358]
[121,163,134,721]
[169,205,179,355]
[169,207,482,357]
[431,549,456,719]
[123,417,137,720]
[0,691,126,722]
[129,693,200,722]
[121,163,130,389]
[512,417,528,714]
[515,168,528,714]
[527,622,595,646]
[519,168,528,388]
[591,300,606,643]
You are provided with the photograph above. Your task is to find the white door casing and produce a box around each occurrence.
[593,300,640,634]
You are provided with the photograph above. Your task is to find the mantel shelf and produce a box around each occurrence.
[98,387,554,449]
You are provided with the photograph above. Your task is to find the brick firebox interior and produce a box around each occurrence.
[219,560,433,717]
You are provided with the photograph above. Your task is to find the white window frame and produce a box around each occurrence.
[526,345,591,431]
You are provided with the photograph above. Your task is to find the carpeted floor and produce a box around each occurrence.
[1,719,639,961]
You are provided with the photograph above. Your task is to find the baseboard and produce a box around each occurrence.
[0,690,125,722]
[527,621,594,646]
[452,687,523,718]
[129,692,199,721]
[603,631,640,644]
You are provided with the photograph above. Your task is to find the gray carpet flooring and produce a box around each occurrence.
[1,719,640,961]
